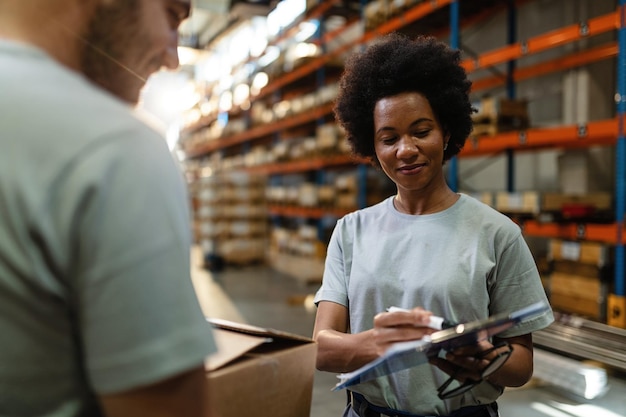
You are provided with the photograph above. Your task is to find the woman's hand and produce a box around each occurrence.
[372,307,437,356]
[430,340,505,384]
[430,334,534,388]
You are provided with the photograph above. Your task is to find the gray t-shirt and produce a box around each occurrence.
[0,41,216,416]
[314,194,553,415]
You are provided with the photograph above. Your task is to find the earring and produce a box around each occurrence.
[444,142,448,151]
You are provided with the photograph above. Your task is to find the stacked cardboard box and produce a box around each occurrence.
[193,172,268,266]
[472,96,530,136]
[548,239,612,321]
[495,191,541,217]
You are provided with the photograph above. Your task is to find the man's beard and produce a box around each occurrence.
[81,0,144,104]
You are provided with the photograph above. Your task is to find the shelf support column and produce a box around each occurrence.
[506,0,517,192]
[607,0,626,328]
[615,0,626,298]
[448,0,460,192]
[357,164,367,209]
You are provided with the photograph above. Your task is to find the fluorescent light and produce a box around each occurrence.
[177,46,200,66]
[258,46,280,67]
[295,21,318,42]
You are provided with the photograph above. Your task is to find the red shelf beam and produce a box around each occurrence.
[186,103,334,157]
[245,154,365,175]
[460,118,618,157]
[522,220,624,244]
[461,10,618,73]
[186,7,621,158]
[471,42,618,92]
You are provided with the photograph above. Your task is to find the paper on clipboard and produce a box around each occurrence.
[333,301,551,391]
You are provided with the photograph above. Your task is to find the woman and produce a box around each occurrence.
[312,33,553,417]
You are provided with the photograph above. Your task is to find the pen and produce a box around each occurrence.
[386,306,456,330]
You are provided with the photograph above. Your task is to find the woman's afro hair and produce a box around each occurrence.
[333,33,474,164]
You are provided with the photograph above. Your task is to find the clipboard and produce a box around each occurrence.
[333,301,551,391]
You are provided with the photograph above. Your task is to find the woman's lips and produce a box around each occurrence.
[398,164,425,174]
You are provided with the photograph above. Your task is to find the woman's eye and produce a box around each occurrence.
[413,130,430,138]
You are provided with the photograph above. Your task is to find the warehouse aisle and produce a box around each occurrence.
[192,258,626,417]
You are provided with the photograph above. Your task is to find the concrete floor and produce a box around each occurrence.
[192,259,626,417]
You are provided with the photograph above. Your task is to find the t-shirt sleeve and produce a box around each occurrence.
[489,233,554,337]
[314,218,350,307]
[56,127,216,394]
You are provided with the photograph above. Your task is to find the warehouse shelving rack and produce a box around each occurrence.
[183,0,626,322]
[443,2,625,324]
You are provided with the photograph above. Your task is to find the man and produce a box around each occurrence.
[0,1,217,416]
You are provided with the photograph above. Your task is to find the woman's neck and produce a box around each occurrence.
[393,188,459,215]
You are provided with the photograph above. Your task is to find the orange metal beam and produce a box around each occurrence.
[522,220,622,244]
[528,12,618,52]
[462,10,618,73]
[471,43,617,92]
[186,103,334,157]
[245,154,365,175]
[460,119,617,157]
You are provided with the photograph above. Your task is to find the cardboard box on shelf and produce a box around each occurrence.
[471,97,530,136]
[608,294,626,328]
[549,271,607,320]
[550,292,604,320]
[552,260,603,279]
[473,97,529,121]
[206,319,317,417]
[549,239,612,267]
[541,192,612,212]
[495,191,540,215]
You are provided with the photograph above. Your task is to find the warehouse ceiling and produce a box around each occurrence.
[179,0,275,49]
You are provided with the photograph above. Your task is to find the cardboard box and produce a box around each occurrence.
[549,239,612,267]
[552,260,602,279]
[550,292,604,320]
[550,272,603,301]
[549,272,608,320]
[205,319,317,417]
[495,191,540,215]
[541,192,612,212]
[608,294,626,328]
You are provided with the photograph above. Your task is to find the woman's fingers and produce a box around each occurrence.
[372,308,437,355]
[374,307,433,328]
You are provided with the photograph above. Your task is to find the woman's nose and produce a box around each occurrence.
[397,135,418,157]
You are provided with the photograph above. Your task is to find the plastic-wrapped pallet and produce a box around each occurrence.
[533,349,609,400]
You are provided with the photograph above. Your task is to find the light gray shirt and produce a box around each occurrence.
[0,40,216,416]
[315,194,553,414]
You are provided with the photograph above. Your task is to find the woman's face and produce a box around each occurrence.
[373,92,448,195]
